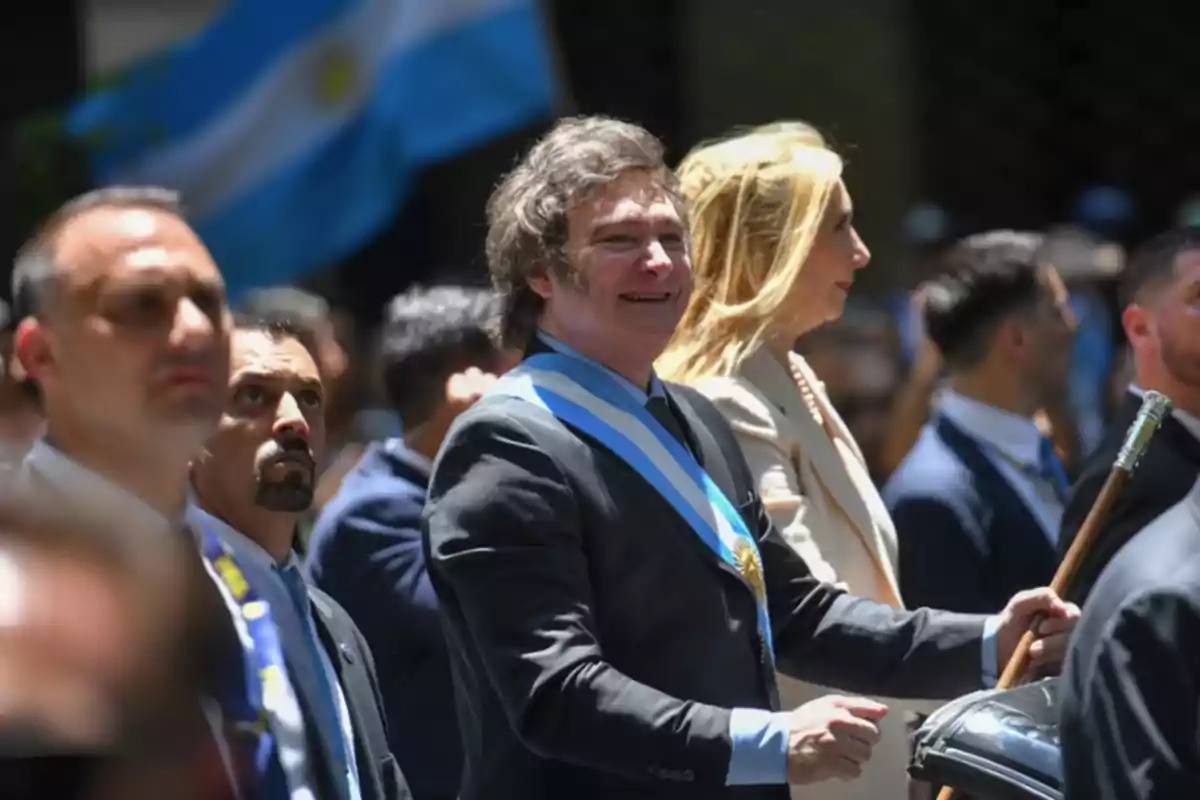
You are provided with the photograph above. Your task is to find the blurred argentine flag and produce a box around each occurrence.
[66,0,558,298]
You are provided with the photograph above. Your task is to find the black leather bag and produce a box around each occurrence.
[909,678,1062,800]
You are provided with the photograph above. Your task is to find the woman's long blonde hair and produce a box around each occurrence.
[657,122,844,384]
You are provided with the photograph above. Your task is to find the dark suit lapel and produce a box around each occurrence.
[664,385,766,600]
[220,534,349,800]
[309,594,387,800]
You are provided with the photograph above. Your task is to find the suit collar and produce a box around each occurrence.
[739,347,807,418]
[530,329,666,401]
[667,386,780,624]
[937,390,1044,468]
[21,439,177,535]
[375,438,432,488]
[187,503,286,572]
[738,348,901,603]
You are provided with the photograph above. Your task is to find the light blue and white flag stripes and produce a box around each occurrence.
[66,0,557,299]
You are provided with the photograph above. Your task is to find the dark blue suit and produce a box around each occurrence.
[307,440,461,800]
[884,416,1059,614]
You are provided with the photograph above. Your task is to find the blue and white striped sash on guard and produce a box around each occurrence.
[489,352,775,662]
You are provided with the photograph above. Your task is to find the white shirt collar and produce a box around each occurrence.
[20,439,179,535]
[938,389,1044,467]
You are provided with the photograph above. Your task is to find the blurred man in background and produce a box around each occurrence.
[885,231,1077,614]
[4,186,244,797]
[1059,227,1200,604]
[0,299,43,466]
[308,284,512,800]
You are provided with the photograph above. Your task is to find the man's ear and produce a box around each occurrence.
[992,316,1026,361]
[526,261,558,300]
[1121,303,1151,347]
[13,317,53,385]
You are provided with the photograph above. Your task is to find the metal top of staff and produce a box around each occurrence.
[1115,390,1171,472]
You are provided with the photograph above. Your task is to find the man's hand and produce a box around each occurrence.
[786,694,889,785]
[994,587,1081,678]
[445,367,500,417]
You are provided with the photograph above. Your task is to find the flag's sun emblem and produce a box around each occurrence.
[314,47,361,108]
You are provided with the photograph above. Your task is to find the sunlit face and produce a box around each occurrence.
[1126,250,1200,387]
[785,181,871,331]
[532,170,692,374]
[195,329,325,516]
[17,206,230,456]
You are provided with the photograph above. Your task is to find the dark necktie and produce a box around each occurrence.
[1037,436,1071,504]
[645,395,689,451]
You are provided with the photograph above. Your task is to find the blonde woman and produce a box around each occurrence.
[658,124,921,800]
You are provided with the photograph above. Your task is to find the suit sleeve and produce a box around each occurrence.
[422,412,734,785]
[703,387,840,585]
[1065,590,1200,800]
[677,386,990,701]
[755,490,987,699]
[890,494,996,614]
[309,494,443,658]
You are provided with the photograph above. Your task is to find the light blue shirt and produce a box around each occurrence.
[535,330,1001,785]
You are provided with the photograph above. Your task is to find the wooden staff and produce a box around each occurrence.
[935,390,1172,800]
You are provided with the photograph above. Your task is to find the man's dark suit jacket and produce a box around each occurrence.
[422,352,992,800]
[1059,485,1200,799]
[308,441,461,800]
[219,529,411,800]
[1058,390,1200,604]
[887,417,1060,614]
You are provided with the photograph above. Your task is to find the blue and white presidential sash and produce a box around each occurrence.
[490,351,775,662]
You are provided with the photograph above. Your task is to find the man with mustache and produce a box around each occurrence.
[189,318,410,800]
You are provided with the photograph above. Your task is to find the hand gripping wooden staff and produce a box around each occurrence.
[934,389,1172,800]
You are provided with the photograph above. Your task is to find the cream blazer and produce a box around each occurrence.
[696,349,917,800]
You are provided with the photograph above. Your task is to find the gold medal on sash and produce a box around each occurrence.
[733,539,766,603]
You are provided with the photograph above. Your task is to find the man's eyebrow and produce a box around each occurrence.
[232,370,320,385]
[592,214,683,232]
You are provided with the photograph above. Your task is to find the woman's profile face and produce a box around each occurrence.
[784,180,872,333]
